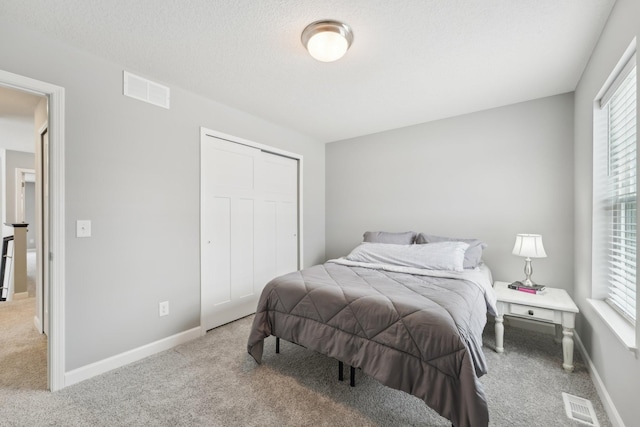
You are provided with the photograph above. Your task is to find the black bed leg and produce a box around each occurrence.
[350,366,355,387]
[338,361,344,381]
[275,337,280,354]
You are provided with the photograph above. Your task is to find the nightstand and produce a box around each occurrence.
[493,281,579,372]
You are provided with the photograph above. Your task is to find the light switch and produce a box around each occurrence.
[76,220,91,238]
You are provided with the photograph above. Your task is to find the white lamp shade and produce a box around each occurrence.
[512,234,547,258]
[306,31,349,62]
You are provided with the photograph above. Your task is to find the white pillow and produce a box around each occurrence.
[344,241,469,272]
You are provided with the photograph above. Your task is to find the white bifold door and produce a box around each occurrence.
[201,134,299,331]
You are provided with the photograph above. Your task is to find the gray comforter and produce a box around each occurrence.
[247,262,492,427]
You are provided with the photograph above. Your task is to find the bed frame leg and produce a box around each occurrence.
[275,337,280,354]
[350,366,355,387]
[338,361,344,381]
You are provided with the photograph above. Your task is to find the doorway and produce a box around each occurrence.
[0,91,46,390]
[0,69,66,391]
[16,161,48,336]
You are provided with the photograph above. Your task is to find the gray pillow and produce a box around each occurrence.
[346,241,468,272]
[415,233,487,269]
[362,231,417,245]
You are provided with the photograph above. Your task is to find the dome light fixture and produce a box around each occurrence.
[301,20,354,62]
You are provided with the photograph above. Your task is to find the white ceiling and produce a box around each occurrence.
[2,0,616,143]
[0,86,43,119]
[0,86,43,153]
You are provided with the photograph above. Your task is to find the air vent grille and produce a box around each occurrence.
[123,71,170,109]
[562,392,599,426]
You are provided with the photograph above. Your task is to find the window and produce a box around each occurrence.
[594,52,637,325]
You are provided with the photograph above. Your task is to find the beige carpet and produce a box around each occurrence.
[0,314,613,427]
[0,297,47,390]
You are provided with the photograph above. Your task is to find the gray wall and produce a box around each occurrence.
[25,181,35,250]
[0,19,325,371]
[5,150,35,224]
[574,0,640,425]
[4,150,35,294]
[326,93,574,291]
[0,100,37,153]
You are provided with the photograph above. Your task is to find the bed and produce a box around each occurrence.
[247,232,497,427]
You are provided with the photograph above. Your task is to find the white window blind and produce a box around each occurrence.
[599,57,637,324]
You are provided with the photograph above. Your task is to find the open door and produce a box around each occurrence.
[35,126,49,335]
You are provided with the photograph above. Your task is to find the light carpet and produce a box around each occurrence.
[0,297,47,391]
[0,313,611,426]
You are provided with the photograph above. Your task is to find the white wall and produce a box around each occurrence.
[3,150,35,294]
[0,116,37,153]
[5,150,35,224]
[24,181,36,250]
[574,0,640,425]
[0,19,325,372]
[326,93,574,290]
[0,93,40,241]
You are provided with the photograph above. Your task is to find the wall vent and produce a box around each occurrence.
[123,71,170,109]
[562,393,599,426]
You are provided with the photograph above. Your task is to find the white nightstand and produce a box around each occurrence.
[493,281,579,372]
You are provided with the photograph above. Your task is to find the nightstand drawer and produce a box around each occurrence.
[508,304,556,322]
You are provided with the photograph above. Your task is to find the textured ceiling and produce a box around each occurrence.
[1,0,616,143]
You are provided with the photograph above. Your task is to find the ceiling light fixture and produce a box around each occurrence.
[301,20,354,62]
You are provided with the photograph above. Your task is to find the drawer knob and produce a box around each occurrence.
[528,310,534,315]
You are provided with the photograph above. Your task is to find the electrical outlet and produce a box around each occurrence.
[159,301,169,317]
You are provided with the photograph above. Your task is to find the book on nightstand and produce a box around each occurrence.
[508,281,546,294]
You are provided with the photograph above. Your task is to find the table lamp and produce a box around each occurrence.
[512,234,547,286]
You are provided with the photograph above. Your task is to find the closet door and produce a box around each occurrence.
[255,153,298,288]
[201,135,298,331]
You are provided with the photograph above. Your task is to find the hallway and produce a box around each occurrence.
[0,250,47,390]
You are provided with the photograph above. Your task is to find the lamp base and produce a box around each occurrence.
[519,278,543,287]
[521,258,542,287]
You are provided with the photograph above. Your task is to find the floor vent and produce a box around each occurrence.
[123,71,170,109]
[562,392,599,426]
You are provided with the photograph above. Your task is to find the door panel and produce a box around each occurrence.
[209,197,231,305]
[201,137,260,331]
[255,200,277,292]
[232,198,254,299]
[262,157,297,195]
[211,149,254,189]
[277,200,298,276]
[201,135,298,331]
[260,153,298,277]
[34,127,49,335]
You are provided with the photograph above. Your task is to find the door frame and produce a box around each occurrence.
[199,127,304,334]
[0,69,66,392]
[36,124,50,336]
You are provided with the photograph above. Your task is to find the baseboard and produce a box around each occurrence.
[64,326,202,387]
[574,332,626,427]
[13,291,29,300]
[33,315,41,333]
